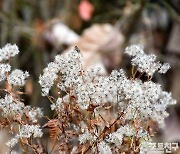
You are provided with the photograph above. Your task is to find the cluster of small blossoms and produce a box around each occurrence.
[0,63,11,81]
[18,124,43,138]
[6,124,43,148]
[0,94,25,116]
[24,106,43,123]
[105,124,151,148]
[97,141,112,154]
[121,79,176,128]
[0,94,43,122]
[78,122,97,144]
[39,46,82,96]
[0,44,43,120]
[0,44,29,85]
[125,44,170,76]
[50,97,64,112]
[39,45,176,153]
[105,124,135,146]
[7,69,29,86]
[0,44,19,62]
[0,44,43,152]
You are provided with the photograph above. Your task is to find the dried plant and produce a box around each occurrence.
[39,44,176,153]
[0,43,176,153]
[0,44,43,153]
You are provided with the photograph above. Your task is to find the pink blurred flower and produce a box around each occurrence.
[78,0,94,21]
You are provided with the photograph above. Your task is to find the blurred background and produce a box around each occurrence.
[0,0,180,153]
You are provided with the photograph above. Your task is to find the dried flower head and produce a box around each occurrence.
[8,69,29,86]
[39,45,176,153]
[0,44,19,62]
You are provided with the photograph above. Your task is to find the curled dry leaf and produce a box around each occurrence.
[0,118,9,130]
[31,144,44,154]
[43,119,62,141]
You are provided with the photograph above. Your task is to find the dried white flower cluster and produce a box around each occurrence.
[0,94,24,116]
[105,124,135,146]
[0,44,43,151]
[0,44,43,119]
[8,69,29,86]
[6,124,43,148]
[0,43,175,153]
[125,44,170,76]
[78,122,97,144]
[0,63,11,81]
[97,141,112,154]
[39,45,176,153]
[39,47,82,96]
[24,106,43,123]
[0,44,19,62]
[18,124,43,138]
[0,44,29,85]
[6,137,19,148]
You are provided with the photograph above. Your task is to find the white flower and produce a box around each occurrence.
[39,47,82,96]
[105,131,123,147]
[131,53,160,76]
[0,63,11,81]
[24,106,43,123]
[97,141,112,154]
[78,128,96,144]
[18,124,43,138]
[50,97,64,112]
[39,44,176,131]
[39,71,57,96]
[158,63,170,73]
[105,124,135,148]
[0,95,24,116]
[6,137,18,148]
[123,79,176,127]
[8,69,29,86]
[125,44,144,56]
[120,124,136,137]
[0,44,19,62]
[125,44,171,76]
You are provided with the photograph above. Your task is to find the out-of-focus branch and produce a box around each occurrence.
[116,0,147,45]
